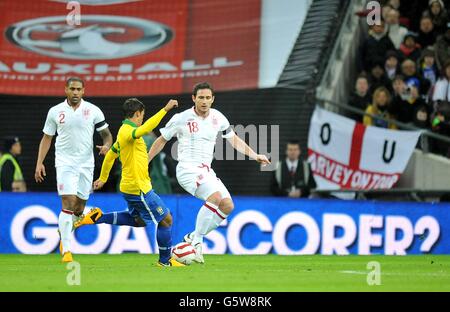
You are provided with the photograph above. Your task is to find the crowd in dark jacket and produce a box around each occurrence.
[352,0,450,157]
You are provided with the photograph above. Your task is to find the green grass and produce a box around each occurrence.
[0,254,448,291]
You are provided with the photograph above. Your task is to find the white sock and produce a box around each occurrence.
[59,210,73,254]
[206,208,228,234]
[192,202,218,245]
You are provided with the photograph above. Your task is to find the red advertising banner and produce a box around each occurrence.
[0,0,260,96]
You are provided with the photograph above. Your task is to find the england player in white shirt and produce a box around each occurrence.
[148,82,270,263]
[34,77,113,263]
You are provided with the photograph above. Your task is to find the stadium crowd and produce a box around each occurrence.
[353,0,450,156]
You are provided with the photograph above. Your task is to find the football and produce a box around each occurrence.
[172,242,197,265]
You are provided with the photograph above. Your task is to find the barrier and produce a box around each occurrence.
[0,193,448,255]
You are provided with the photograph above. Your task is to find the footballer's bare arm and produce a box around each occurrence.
[35,134,53,183]
[96,127,113,156]
[148,136,168,163]
[228,134,271,165]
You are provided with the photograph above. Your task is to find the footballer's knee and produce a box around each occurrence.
[73,202,86,216]
[61,196,76,213]
[206,192,222,206]
[159,212,173,227]
[219,198,234,215]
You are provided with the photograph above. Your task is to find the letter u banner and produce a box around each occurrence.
[307,107,422,190]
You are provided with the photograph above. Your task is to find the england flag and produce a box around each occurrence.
[307,107,422,190]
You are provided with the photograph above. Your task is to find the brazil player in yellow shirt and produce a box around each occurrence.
[74,98,183,267]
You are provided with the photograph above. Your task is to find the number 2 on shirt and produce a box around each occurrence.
[187,121,199,133]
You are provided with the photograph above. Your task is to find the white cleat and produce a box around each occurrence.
[193,243,205,264]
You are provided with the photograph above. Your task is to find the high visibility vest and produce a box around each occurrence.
[0,153,24,191]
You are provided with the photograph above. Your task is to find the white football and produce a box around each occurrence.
[172,242,197,265]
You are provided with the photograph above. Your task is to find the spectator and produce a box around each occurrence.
[270,140,315,198]
[398,31,422,62]
[418,47,439,87]
[0,136,26,192]
[394,81,427,123]
[386,8,409,49]
[432,59,450,113]
[397,0,430,31]
[360,19,396,71]
[349,74,371,122]
[387,0,400,12]
[368,59,393,94]
[385,50,401,80]
[426,0,448,35]
[382,4,395,21]
[401,58,431,95]
[417,14,438,49]
[431,60,450,155]
[434,22,450,71]
[391,74,411,114]
[364,87,398,129]
[413,105,432,129]
[431,110,450,156]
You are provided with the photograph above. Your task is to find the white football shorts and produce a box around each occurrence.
[56,166,94,200]
[176,162,231,201]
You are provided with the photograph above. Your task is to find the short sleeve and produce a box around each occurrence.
[93,106,108,132]
[43,108,57,136]
[159,114,180,141]
[218,112,235,139]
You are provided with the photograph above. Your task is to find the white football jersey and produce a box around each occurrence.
[160,107,235,166]
[43,99,108,168]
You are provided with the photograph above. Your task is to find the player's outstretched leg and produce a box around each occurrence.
[72,206,93,228]
[73,207,103,229]
[74,208,147,229]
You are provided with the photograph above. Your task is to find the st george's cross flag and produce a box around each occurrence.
[307,107,422,190]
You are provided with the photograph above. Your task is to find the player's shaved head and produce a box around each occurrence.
[66,77,85,87]
[123,98,145,118]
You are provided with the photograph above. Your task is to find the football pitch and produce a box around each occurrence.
[0,254,448,292]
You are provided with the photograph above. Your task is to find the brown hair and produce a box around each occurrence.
[372,86,391,106]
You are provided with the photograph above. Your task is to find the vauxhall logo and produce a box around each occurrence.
[5,15,173,60]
